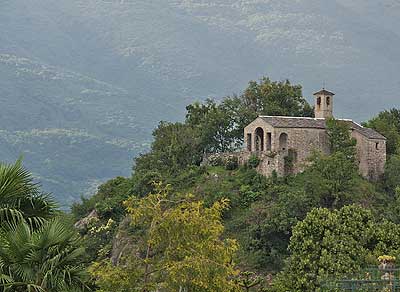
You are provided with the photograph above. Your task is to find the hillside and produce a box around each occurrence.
[1,0,400,204]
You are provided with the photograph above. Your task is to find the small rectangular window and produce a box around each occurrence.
[376,142,379,150]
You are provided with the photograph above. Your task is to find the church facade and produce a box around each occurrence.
[241,89,386,180]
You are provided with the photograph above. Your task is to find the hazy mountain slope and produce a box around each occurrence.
[0,54,149,207]
[1,0,399,205]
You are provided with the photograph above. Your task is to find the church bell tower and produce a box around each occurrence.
[313,89,334,119]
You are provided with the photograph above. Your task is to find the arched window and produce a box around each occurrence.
[279,133,288,151]
[326,96,330,106]
[255,127,264,151]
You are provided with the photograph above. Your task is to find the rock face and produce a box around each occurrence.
[111,216,136,266]
[74,209,99,230]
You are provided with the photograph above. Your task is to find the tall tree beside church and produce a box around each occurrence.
[326,118,357,161]
[241,77,314,118]
[186,99,238,153]
[185,77,314,153]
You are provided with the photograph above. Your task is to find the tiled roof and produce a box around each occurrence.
[313,89,335,96]
[259,116,386,140]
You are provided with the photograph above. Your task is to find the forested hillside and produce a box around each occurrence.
[64,79,400,291]
[1,0,400,204]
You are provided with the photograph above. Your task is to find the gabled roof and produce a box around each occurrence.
[258,116,386,140]
[313,89,335,96]
[259,116,326,129]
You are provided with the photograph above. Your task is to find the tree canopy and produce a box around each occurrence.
[91,185,240,292]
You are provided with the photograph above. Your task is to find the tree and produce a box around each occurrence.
[246,187,316,271]
[275,205,374,292]
[326,118,357,161]
[186,99,239,153]
[0,159,56,229]
[273,205,400,292]
[383,154,400,194]
[0,218,90,292]
[91,185,240,292]
[71,176,133,222]
[305,151,358,208]
[132,77,314,189]
[240,78,313,117]
[185,78,314,153]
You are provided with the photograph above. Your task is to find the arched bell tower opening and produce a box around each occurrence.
[314,89,334,119]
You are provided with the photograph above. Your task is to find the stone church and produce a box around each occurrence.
[241,89,386,180]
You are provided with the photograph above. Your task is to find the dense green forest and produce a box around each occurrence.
[2,78,400,291]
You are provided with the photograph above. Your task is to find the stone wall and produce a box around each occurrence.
[352,131,386,181]
[244,118,331,175]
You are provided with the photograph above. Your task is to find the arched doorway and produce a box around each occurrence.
[255,127,264,151]
[279,133,288,151]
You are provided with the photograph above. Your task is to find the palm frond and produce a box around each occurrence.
[0,159,57,229]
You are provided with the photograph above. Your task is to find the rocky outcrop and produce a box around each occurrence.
[74,209,99,230]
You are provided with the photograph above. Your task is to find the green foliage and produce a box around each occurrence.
[186,99,241,152]
[132,77,313,192]
[275,205,374,292]
[240,78,314,118]
[225,156,239,170]
[185,78,313,154]
[245,187,312,271]
[383,154,400,194]
[0,218,90,292]
[235,271,264,291]
[364,108,400,155]
[0,159,92,291]
[0,159,56,229]
[273,205,400,292]
[326,117,357,160]
[71,177,133,221]
[243,151,381,272]
[248,155,261,169]
[306,151,359,208]
[284,149,297,175]
[71,177,134,263]
[91,185,240,292]
[67,83,400,291]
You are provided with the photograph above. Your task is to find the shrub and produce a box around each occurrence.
[225,156,239,170]
[248,155,260,169]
